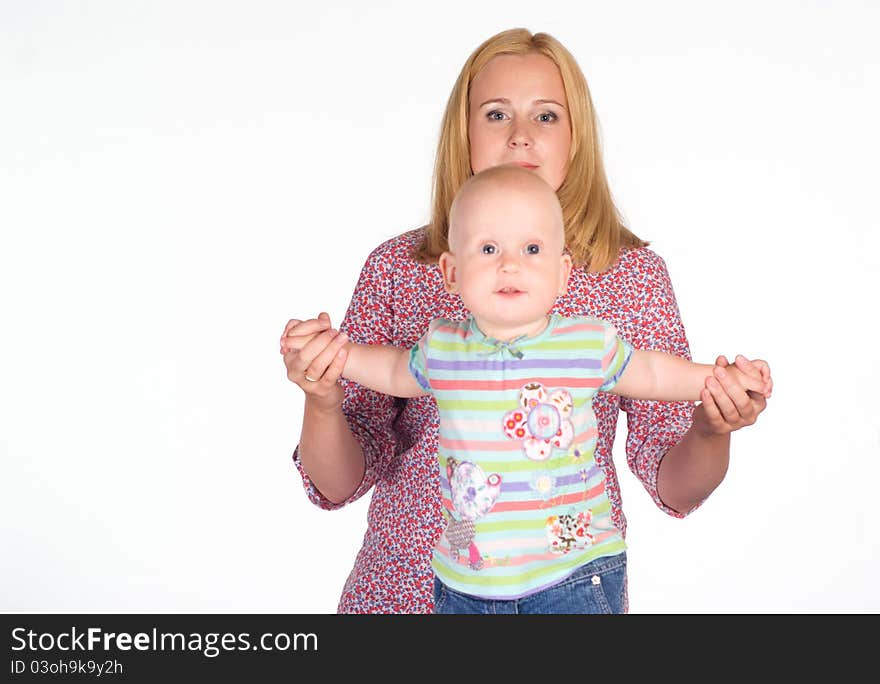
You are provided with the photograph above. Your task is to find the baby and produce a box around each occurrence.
[287,164,771,613]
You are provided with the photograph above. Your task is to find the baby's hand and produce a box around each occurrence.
[279,314,329,355]
[748,358,773,398]
[721,355,772,398]
[280,312,349,401]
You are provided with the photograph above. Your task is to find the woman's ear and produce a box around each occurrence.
[558,253,573,296]
[438,251,459,294]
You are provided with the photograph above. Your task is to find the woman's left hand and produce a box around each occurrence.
[693,355,771,436]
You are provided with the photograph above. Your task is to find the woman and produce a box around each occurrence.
[281,28,769,613]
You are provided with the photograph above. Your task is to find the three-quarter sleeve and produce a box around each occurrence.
[292,240,405,510]
[617,251,697,518]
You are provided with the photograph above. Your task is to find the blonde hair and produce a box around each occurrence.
[414,28,646,272]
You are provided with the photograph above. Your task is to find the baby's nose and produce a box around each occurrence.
[499,255,521,271]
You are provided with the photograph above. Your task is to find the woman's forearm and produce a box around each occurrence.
[656,412,730,514]
[298,396,366,504]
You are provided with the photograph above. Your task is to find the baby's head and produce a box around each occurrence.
[440,164,572,339]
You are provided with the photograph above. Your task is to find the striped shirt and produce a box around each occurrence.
[408,314,634,599]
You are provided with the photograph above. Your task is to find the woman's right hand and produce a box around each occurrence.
[280,312,349,408]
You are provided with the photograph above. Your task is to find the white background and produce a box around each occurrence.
[2,0,878,613]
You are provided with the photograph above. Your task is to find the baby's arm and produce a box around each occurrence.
[336,333,428,398]
[612,350,769,402]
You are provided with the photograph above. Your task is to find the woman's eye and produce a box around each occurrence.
[486,110,506,121]
[525,244,541,255]
[537,112,558,123]
[481,244,497,255]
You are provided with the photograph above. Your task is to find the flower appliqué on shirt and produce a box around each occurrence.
[502,382,574,461]
[546,509,594,554]
[529,470,557,502]
[443,457,502,571]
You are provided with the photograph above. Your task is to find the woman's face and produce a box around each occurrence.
[468,53,572,191]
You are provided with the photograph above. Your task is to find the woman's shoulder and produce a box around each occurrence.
[351,225,451,301]
[587,245,675,294]
[610,245,671,279]
[353,227,437,291]
[364,227,427,265]
[564,245,678,320]
[558,246,686,347]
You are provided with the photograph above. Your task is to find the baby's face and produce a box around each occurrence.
[440,174,571,340]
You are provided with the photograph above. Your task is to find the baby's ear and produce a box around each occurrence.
[438,252,459,294]
[558,253,573,296]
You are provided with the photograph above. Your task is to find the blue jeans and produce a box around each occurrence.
[432,552,627,614]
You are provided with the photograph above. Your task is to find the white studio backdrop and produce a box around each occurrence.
[1,0,878,613]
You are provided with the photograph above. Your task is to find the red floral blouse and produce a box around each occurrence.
[293,228,695,613]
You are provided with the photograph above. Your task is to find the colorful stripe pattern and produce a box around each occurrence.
[408,315,633,599]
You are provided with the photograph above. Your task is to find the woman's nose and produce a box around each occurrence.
[507,123,532,148]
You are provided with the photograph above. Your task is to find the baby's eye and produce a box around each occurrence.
[525,243,541,255]
[537,111,558,123]
[481,243,497,255]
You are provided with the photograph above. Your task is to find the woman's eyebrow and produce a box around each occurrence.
[476,98,511,108]
[534,99,566,108]
[476,97,566,108]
